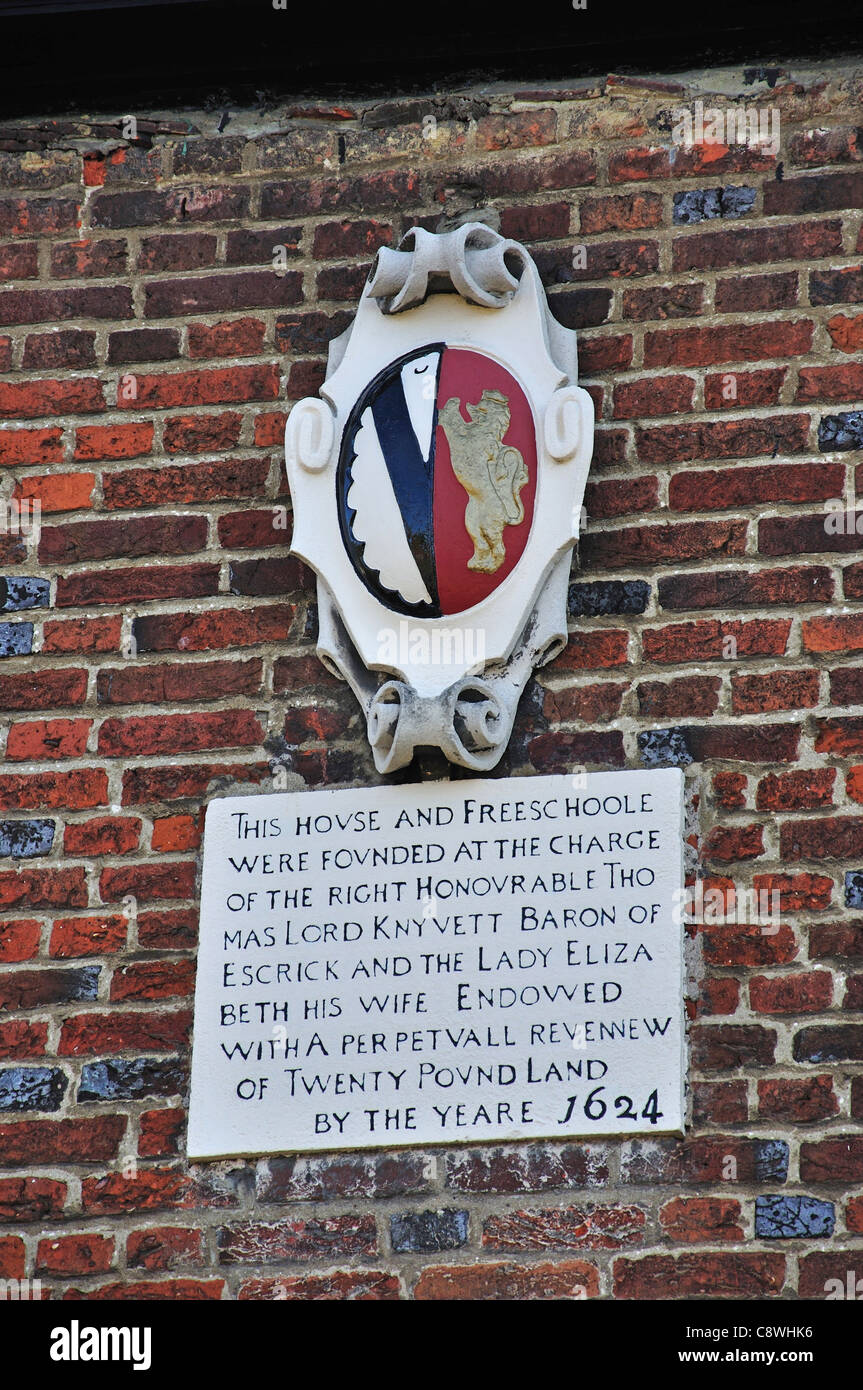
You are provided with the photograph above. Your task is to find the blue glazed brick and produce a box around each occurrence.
[755,1139,790,1183]
[755,1195,835,1239]
[672,186,755,224]
[0,818,55,858]
[638,728,693,768]
[0,622,33,657]
[0,576,50,612]
[845,872,863,908]
[0,1067,67,1113]
[390,1209,469,1253]
[568,579,650,618]
[78,1058,187,1102]
[819,411,863,452]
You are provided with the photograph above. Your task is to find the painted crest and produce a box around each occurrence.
[285,223,595,772]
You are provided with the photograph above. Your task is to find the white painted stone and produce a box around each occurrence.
[188,769,685,1159]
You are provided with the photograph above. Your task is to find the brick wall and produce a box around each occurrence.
[1,59,862,1301]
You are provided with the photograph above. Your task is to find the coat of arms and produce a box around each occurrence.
[285,222,595,772]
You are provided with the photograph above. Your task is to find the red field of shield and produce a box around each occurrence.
[433,348,537,616]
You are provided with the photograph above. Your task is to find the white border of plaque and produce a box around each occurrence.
[188,769,685,1159]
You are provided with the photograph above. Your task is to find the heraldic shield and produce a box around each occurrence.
[285,222,595,773]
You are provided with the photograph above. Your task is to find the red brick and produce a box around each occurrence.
[0,377,105,420]
[798,362,863,401]
[673,221,841,273]
[732,669,820,713]
[59,1010,191,1057]
[218,1215,377,1263]
[56,563,220,609]
[312,218,394,258]
[799,1136,863,1183]
[36,1234,114,1275]
[138,1108,185,1158]
[133,605,293,653]
[81,1167,192,1214]
[122,762,267,806]
[0,919,41,963]
[554,629,629,669]
[163,411,242,453]
[103,457,269,508]
[803,615,863,654]
[750,971,833,1014]
[714,271,798,313]
[0,285,131,328]
[41,617,122,655]
[22,329,96,370]
[712,772,747,810]
[759,512,863,557]
[753,873,832,912]
[224,226,300,266]
[781,815,863,861]
[6,718,91,761]
[63,817,141,856]
[39,514,207,566]
[826,313,863,353]
[0,867,87,909]
[659,1198,743,1244]
[51,238,127,278]
[186,318,265,359]
[91,186,248,229]
[482,1204,644,1251]
[217,508,288,548]
[578,334,633,373]
[582,520,747,568]
[0,670,89,713]
[809,920,863,959]
[99,863,196,903]
[692,1081,748,1126]
[0,1116,125,1166]
[612,375,694,418]
[614,1252,784,1299]
[110,960,195,1002]
[850,1197,863,1233]
[543,682,627,723]
[50,915,128,958]
[670,462,837,511]
[691,1024,776,1069]
[844,563,863,599]
[98,709,263,757]
[642,618,790,663]
[800,1252,863,1297]
[702,824,764,863]
[127,1226,202,1271]
[757,769,835,811]
[0,1019,48,1058]
[757,1075,838,1124]
[701,915,798,969]
[137,232,218,273]
[0,426,63,467]
[764,169,863,215]
[659,565,832,611]
[0,1177,66,1222]
[0,242,38,281]
[639,416,810,464]
[608,147,672,182]
[98,659,261,707]
[638,675,722,719]
[789,127,863,165]
[498,203,571,242]
[63,1278,224,1301]
[0,1236,25,1278]
[415,1260,598,1300]
[621,283,703,322]
[254,411,288,446]
[115,363,278,410]
[0,195,78,236]
[644,320,814,368]
[74,421,153,461]
[107,328,180,364]
[14,471,94,514]
[238,1272,400,1300]
[844,975,863,1010]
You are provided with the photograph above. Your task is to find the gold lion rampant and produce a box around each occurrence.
[439,389,529,574]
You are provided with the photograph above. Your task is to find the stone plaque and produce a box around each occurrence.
[188,769,685,1159]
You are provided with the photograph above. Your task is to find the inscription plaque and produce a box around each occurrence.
[188,769,685,1158]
